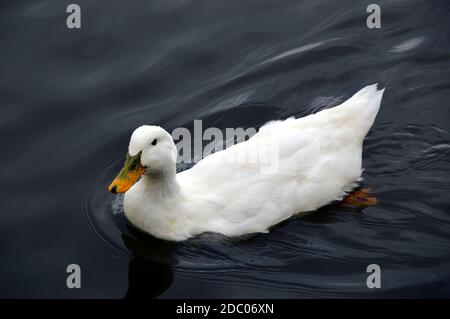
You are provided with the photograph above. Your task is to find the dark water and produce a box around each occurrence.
[1,0,450,298]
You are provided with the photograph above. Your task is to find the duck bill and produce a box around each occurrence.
[108,152,145,194]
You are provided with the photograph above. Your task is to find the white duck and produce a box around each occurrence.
[108,84,384,241]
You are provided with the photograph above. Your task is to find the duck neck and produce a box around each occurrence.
[141,169,180,199]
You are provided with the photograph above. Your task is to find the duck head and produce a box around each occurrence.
[108,125,177,193]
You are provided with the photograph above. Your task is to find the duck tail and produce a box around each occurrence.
[347,83,384,125]
[348,83,384,124]
[333,83,385,140]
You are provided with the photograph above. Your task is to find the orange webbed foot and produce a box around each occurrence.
[341,187,378,208]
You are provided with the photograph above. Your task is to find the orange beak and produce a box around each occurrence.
[108,152,145,194]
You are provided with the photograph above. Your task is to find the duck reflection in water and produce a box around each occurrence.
[121,224,178,299]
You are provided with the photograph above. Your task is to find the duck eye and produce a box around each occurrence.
[129,161,137,170]
[151,139,157,146]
